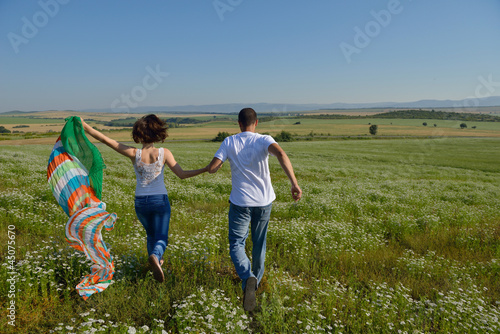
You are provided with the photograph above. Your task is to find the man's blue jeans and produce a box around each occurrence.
[228,202,272,291]
[134,194,171,262]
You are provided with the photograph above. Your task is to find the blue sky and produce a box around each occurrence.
[0,0,499,113]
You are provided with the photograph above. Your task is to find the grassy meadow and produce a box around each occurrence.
[1,136,499,333]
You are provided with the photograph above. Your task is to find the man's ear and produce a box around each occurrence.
[255,119,258,127]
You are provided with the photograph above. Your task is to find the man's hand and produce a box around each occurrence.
[268,143,302,202]
[291,184,302,202]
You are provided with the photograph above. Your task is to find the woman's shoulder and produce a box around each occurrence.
[161,147,173,157]
[130,147,139,162]
[161,147,174,163]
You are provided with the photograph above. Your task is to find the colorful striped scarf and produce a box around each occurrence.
[47,117,117,300]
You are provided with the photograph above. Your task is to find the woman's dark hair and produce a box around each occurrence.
[132,114,168,143]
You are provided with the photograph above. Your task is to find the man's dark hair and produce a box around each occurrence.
[238,108,257,127]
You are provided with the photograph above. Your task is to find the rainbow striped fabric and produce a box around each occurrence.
[47,138,101,216]
[47,120,117,300]
[65,204,116,299]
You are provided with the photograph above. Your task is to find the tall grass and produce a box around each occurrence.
[1,138,499,333]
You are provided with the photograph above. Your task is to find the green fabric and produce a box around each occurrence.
[61,116,106,199]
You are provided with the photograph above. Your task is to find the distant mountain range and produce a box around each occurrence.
[4,96,500,114]
[79,96,500,113]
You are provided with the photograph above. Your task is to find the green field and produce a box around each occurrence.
[1,138,499,333]
[284,117,500,131]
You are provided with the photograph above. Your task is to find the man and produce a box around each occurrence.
[207,108,302,311]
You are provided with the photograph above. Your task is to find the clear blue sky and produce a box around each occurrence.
[1,0,499,113]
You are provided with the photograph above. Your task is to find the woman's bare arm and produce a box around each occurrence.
[163,148,208,179]
[81,118,136,160]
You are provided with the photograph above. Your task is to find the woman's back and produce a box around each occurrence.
[133,147,168,196]
[139,147,161,164]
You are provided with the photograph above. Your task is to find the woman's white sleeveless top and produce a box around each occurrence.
[133,148,168,196]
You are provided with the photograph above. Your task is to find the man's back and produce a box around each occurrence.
[215,131,276,207]
[207,107,302,312]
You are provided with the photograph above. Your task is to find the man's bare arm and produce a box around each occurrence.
[207,157,224,174]
[268,143,302,201]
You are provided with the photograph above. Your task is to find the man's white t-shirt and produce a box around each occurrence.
[214,131,277,207]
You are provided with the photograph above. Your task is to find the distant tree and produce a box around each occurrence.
[274,130,294,142]
[472,126,477,129]
[423,122,427,126]
[212,131,231,142]
[460,123,467,129]
[0,126,11,134]
[434,124,437,127]
[294,121,301,125]
[369,124,378,135]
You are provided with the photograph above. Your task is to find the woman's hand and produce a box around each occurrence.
[78,117,90,131]
[164,149,209,179]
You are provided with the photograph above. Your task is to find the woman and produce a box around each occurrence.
[81,114,207,282]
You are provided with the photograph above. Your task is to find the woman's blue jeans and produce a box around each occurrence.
[134,194,171,262]
[228,202,273,291]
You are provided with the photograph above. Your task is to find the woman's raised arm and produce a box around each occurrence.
[80,118,136,160]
